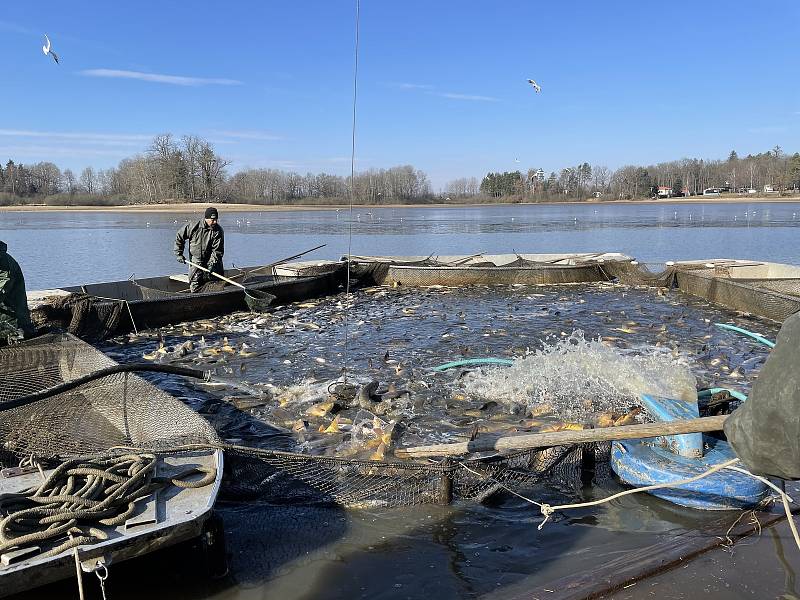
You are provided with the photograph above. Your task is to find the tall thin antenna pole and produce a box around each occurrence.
[342,0,360,383]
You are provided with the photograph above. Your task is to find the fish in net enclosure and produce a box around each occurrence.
[350,255,799,323]
[0,334,609,508]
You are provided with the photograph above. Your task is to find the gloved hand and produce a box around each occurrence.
[177,255,186,264]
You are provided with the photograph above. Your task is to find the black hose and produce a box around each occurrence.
[0,363,209,412]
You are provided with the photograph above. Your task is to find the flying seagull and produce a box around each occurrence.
[42,34,59,64]
[527,79,541,93]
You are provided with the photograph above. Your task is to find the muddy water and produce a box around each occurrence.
[14,283,796,599]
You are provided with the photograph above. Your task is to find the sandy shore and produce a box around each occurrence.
[1,196,798,213]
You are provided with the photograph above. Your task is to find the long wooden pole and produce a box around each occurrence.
[186,259,248,290]
[394,415,728,459]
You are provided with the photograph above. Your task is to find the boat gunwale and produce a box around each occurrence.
[386,263,615,273]
[122,272,330,305]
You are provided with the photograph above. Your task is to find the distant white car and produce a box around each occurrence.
[702,188,721,196]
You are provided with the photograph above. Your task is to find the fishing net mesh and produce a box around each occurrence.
[351,256,621,287]
[0,334,220,462]
[7,258,797,508]
[352,257,799,323]
[220,442,606,507]
[675,267,800,322]
[30,294,123,341]
[0,334,609,508]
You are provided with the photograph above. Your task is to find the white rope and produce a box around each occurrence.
[536,457,741,528]
[459,456,800,550]
[725,465,793,502]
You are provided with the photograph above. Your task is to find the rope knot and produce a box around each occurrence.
[538,503,554,530]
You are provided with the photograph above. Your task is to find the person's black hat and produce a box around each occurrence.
[204,207,219,219]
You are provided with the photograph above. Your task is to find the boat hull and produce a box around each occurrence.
[0,450,223,597]
[58,266,345,336]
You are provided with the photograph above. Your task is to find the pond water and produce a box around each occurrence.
[3,200,800,290]
[7,201,800,599]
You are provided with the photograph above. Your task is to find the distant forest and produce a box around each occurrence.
[1,134,799,206]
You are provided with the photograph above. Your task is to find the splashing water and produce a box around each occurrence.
[462,330,697,421]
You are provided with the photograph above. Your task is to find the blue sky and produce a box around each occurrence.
[1,1,798,190]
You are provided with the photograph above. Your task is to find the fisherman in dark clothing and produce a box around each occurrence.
[0,240,35,345]
[174,207,225,293]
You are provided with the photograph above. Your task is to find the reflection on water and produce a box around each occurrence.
[3,201,800,289]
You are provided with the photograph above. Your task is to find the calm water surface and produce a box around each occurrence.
[3,201,800,290]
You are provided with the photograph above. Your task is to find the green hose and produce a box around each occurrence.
[714,323,775,348]
[432,358,514,372]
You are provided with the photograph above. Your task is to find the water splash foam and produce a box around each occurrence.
[461,330,697,420]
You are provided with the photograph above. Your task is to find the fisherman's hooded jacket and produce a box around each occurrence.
[174,219,225,272]
[0,240,34,337]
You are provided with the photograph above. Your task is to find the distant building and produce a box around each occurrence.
[657,186,674,198]
[764,185,777,193]
[533,169,545,182]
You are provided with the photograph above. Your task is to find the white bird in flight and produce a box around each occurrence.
[527,79,541,93]
[42,34,59,64]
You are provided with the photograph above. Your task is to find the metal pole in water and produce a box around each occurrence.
[342,0,361,384]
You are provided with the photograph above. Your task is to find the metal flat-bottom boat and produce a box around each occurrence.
[29,262,346,337]
[273,259,346,277]
[0,333,224,596]
[0,449,223,597]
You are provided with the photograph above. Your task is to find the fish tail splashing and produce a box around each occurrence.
[461,330,697,421]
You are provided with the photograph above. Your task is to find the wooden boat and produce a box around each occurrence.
[611,394,768,510]
[349,253,633,287]
[31,262,346,337]
[672,259,800,323]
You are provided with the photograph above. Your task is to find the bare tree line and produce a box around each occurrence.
[1,135,799,206]
[454,148,800,203]
[0,133,433,206]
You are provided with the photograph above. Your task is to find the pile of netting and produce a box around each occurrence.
[0,334,607,508]
[30,294,125,341]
